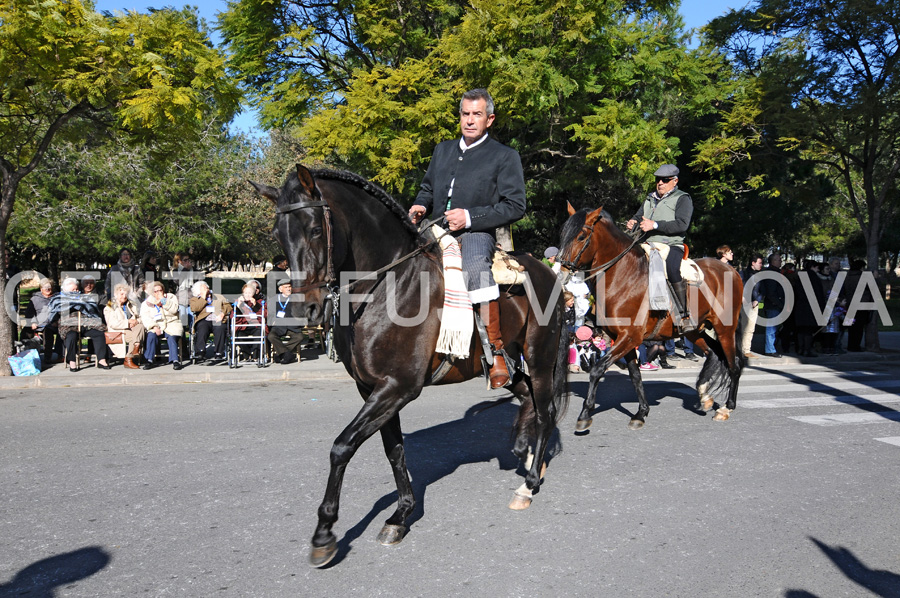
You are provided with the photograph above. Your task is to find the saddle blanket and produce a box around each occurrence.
[640,242,704,285]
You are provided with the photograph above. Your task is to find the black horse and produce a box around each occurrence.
[251,165,569,567]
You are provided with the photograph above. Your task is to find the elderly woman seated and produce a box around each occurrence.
[49,277,112,372]
[104,282,147,369]
[233,282,266,359]
[188,280,232,363]
[140,280,184,370]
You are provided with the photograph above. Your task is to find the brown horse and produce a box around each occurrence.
[251,165,569,567]
[558,205,746,431]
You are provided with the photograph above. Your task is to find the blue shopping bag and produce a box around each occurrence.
[9,348,41,376]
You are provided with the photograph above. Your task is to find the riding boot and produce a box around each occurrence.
[124,341,141,369]
[670,280,696,333]
[480,300,510,388]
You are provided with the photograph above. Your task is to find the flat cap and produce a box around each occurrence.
[653,164,679,178]
[543,246,559,259]
[277,278,291,288]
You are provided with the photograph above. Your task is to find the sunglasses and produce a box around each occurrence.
[656,177,676,183]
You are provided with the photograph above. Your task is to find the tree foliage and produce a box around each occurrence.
[699,0,900,268]
[221,0,727,251]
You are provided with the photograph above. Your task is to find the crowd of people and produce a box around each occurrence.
[17,249,311,373]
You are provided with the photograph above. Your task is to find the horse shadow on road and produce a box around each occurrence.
[568,377,707,428]
[0,546,110,597]
[326,398,562,566]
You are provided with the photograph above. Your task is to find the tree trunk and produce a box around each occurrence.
[0,183,16,375]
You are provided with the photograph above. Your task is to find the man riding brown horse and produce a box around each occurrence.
[625,164,695,332]
[408,88,526,388]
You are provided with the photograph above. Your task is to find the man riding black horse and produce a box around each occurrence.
[626,164,695,332]
[408,88,526,388]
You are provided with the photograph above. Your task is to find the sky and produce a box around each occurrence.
[94,0,743,135]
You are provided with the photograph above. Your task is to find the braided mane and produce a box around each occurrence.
[311,169,423,241]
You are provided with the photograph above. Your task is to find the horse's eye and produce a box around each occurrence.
[311,226,323,237]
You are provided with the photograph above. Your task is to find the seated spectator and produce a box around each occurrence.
[104,283,146,369]
[52,277,112,372]
[271,255,289,272]
[21,277,62,366]
[267,279,305,364]
[108,248,144,301]
[234,282,266,359]
[140,281,183,370]
[189,280,232,363]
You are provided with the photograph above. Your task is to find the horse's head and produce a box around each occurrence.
[558,202,610,271]
[250,164,337,326]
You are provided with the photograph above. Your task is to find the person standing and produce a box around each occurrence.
[758,253,786,357]
[108,248,144,301]
[717,245,734,266]
[626,164,694,332]
[740,253,764,356]
[408,88,526,389]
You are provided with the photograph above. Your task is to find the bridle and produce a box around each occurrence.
[278,199,449,297]
[559,217,645,283]
[276,198,336,295]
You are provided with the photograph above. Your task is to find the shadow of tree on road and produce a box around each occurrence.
[784,537,900,598]
[0,546,110,597]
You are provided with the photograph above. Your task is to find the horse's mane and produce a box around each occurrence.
[560,207,632,250]
[310,169,423,242]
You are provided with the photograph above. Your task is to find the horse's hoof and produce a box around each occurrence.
[309,539,338,568]
[509,493,532,510]
[376,524,406,546]
[700,398,714,411]
[628,419,644,430]
[713,407,731,421]
[575,418,593,432]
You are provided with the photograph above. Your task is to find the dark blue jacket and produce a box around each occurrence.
[414,136,526,234]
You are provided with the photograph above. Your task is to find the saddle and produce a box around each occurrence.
[491,250,527,285]
[640,242,704,285]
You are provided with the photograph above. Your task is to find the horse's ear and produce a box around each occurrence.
[567,201,577,216]
[296,164,319,198]
[585,207,604,223]
[249,180,279,204]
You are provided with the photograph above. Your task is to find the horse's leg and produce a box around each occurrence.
[575,354,614,432]
[691,337,717,412]
[375,414,415,546]
[623,350,649,429]
[714,325,745,421]
[310,383,418,568]
[510,375,553,510]
[510,379,535,465]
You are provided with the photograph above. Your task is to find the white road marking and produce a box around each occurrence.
[788,412,900,426]
[875,437,900,447]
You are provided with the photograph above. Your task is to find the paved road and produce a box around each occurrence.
[2,362,899,597]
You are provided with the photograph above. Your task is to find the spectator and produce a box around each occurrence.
[792,260,826,357]
[172,253,200,325]
[189,280,231,363]
[717,245,734,266]
[268,279,306,364]
[52,277,112,372]
[140,250,163,286]
[140,280,184,370]
[21,277,62,366]
[103,283,146,369]
[842,260,874,352]
[272,255,289,272]
[234,282,267,359]
[758,253,786,357]
[108,248,144,300]
[543,247,558,269]
[740,253,764,357]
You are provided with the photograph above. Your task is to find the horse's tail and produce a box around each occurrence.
[550,293,570,425]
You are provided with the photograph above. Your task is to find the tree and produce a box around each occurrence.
[221,0,727,252]
[700,0,900,269]
[0,0,241,373]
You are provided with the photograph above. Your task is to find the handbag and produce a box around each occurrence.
[104,331,124,344]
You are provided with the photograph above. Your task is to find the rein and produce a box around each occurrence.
[280,198,448,296]
[580,229,645,282]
